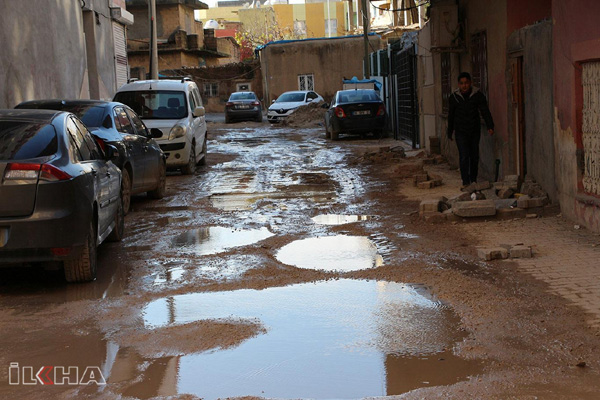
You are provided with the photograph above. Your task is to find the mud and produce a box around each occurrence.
[1,117,600,399]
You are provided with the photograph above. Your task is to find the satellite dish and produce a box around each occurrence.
[205,19,219,29]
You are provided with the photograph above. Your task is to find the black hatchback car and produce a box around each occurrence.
[324,89,387,140]
[0,110,123,282]
[16,100,166,213]
[225,92,263,123]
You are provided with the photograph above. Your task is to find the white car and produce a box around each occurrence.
[267,90,324,123]
[114,78,207,174]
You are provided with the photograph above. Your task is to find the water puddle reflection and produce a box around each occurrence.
[173,226,274,255]
[311,214,373,225]
[276,235,384,271]
[136,279,481,399]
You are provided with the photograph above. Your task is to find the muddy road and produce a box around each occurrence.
[1,119,600,399]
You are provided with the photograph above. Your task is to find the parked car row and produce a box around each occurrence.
[0,79,208,283]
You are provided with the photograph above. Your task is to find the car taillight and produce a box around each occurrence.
[252,101,260,106]
[4,163,41,180]
[226,102,234,107]
[377,104,386,116]
[40,164,72,181]
[335,106,346,118]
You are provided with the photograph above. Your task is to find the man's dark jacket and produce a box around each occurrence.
[447,88,494,138]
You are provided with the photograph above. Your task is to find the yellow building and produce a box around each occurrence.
[197,2,350,39]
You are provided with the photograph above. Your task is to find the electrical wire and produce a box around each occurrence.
[368,0,429,13]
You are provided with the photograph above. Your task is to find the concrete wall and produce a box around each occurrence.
[260,36,385,104]
[552,0,600,232]
[0,0,88,108]
[416,22,436,153]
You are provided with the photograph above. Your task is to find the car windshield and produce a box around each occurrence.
[230,93,256,100]
[0,121,58,160]
[276,93,305,103]
[61,105,106,128]
[338,90,380,103]
[114,90,188,119]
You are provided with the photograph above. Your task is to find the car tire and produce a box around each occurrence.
[107,196,125,242]
[64,219,97,283]
[121,168,132,215]
[225,115,231,124]
[256,112,263,123]
[331,131,339,141]
[148,161,166,199]
[325,122,331,139]
[181,142,196,175]
[198,135,207,166]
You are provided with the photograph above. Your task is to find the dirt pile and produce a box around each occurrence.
[283,101,327,127]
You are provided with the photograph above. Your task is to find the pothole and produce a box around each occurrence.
[137,279,483,399]
[311,214,373,225]
[173,226,274,255]
[276,235,383,271]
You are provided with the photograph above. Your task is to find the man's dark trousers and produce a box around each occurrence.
[455,131,480,185]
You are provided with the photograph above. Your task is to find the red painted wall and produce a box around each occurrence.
[506,0,551,35]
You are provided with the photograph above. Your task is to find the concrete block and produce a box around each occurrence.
[413,173,429,185]
[453,200,497,217]
[418,180,435,189]
[496,207,527,220]
[498,187,514,199]
[517,195,531,208]
[481,188,499,200]
[510,245,532,258]
[477,247,509,261]
[462,182,478,193]
[517,195,548,209]
[494,199,518,209]
[448,192,472,204]
[419,198,441,213]
[504,175,520,191]
[475,181,491,190]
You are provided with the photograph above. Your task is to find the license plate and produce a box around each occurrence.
[0,227,9,247]
[353,110,370,116]
[237,105,250,109]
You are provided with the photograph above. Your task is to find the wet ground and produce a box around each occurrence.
[1,117,600,399]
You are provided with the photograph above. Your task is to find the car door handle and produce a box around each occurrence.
[106,171,111,177]
[91,168,97,176]
[143,145,149,152]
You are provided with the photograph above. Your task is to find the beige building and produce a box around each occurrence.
[259,35,385,104]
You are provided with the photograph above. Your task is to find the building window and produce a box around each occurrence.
[441,52,451,114]
[204,83,218,97]
[298,74,314,91]
[582,61,600,196]
[470,31,488,96]
[294,20,307,36]
[325,19,337,36]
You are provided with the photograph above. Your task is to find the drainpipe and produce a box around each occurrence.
[362,0,370,78]
[149,0,158,79]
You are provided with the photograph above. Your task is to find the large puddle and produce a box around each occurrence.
[276,235,384,271]
[173,226,274,255]
[137,279,482,399]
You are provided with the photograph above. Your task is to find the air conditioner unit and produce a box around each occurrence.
[430,5,460,49]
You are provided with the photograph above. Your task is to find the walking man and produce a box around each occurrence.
[447,72,494,187]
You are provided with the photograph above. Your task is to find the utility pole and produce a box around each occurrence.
[149,0,159,79]
[362,0,370,78]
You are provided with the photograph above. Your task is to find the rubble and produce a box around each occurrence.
[477,247,509,261]
[413,171,444,189]
[360,146,406,164]
[453,200,497,217]
[282,101,328,127]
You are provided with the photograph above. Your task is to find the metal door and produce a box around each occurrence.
[392,44,419,147]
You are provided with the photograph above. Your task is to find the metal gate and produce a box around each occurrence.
[582,61,600,195]
[112,22,129,89]
[392,44,418,146]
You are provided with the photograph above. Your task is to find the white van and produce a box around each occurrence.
[114,78,207,174]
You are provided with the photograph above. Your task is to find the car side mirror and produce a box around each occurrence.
[271,99,276,104]
[149,128,162,138]
[193,106,205,117]
[105,144,119,162]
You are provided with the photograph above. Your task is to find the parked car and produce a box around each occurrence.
[0,109,123,282]
[16,100,167,214]
[267,90,324,123]
[324,89,386,140]
[114,78,207,175]
[225,92,263,123]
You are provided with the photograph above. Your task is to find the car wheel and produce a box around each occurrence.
[325,122,331,139]
[148,161,167,199]
[331,131,339,141]
[64,219,97,283]
[121,168,131,215]
[225,115,231,124]
[256,112,263,123]
[198,135,207,166]
[181,142,196,175]
[107,196,125,242]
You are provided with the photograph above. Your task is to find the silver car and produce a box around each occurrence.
[0,110,123,282]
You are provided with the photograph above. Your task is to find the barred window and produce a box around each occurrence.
[470,31,488,96]
[203,83,219,97]
[298,74,314,91]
